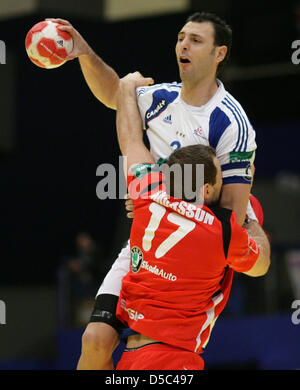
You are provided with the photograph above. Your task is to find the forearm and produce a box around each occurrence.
[116,83,144,154]
[79,51,120,109]
[46,19,120,109]
[116,73,154,170]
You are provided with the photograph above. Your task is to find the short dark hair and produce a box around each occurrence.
[165,144,217,202]
[186,11,232,74]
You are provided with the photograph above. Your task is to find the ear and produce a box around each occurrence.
[216,45,227,64]
[203,183,212,203]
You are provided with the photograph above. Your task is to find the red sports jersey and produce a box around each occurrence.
[116,163,259,354]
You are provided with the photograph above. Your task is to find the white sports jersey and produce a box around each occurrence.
[137,80,256,185]
[97,80,257,298]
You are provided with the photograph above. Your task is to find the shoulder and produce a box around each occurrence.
[137,82,181,129]
[137,82,182,98]
[208,90,256,154]
[219,92,255,140]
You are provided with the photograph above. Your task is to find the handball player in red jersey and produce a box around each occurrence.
[112,72,270,370]
[50,11,264,370]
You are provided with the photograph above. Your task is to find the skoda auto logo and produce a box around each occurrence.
[131,246,144,273]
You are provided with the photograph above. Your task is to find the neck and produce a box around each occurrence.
[180,75,219,107]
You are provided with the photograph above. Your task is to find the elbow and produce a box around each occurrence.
[243,255,271,277]
[97,94,117,110]
[256,256,271,277]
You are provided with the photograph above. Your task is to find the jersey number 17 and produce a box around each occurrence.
[142,202,195,258]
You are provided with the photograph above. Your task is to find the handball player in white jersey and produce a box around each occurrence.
[47,12,258,369]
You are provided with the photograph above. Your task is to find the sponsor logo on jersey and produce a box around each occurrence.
[145,89,179,129]
[163,114,172,124]
[229,151,254,163]
[146,99,166,120]
[131,246,144,273]
[120,299,144,321]
[141,260,177,281]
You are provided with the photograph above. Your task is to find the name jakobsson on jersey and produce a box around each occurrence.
[150,190,215,225]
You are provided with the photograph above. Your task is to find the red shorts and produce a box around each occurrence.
[116,342,204,370]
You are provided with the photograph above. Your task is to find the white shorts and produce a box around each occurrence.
[96,240,130,297]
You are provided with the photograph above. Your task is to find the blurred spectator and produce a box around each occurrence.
[68,232,102,298]
[58,232,108,328]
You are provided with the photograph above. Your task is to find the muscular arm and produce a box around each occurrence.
[116,73,155,173]
[219,183,251,226]
[220,163,255,226]
[46,18,120,109]
[79,52,120,109]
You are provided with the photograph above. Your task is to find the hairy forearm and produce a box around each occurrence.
[116,83,143,153]
[79,51,120,109]
[116,80,153,170]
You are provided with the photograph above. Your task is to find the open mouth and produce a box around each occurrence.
[179,56,191,64]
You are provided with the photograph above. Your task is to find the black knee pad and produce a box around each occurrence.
[89,294,126,335]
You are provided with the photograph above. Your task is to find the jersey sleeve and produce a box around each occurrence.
[226,213,260,273]
[127,163,166,201]
[213,101,257,185]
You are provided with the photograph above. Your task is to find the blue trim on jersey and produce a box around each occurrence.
[224,97,245,152]
[221,99,242,152]
[222,176,251,185]
[145,89,179,129]
[224,96,249,152]
[208,107,231,149]
[221,161,250,171]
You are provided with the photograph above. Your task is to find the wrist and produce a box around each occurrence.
[78,44,97,60]
[119,81,137,96]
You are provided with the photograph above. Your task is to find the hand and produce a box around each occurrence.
[125,194,134,219]
[45,18,93,59]
[120,71,154,90]
[246,194,264,226]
